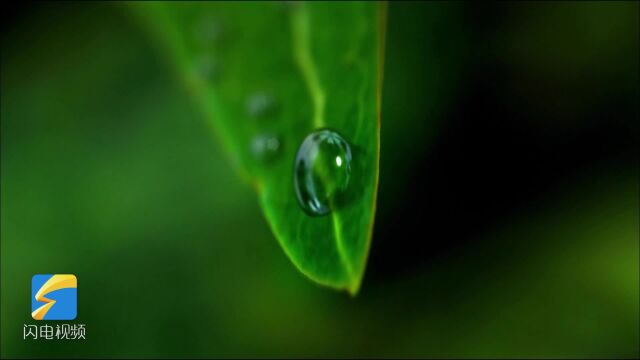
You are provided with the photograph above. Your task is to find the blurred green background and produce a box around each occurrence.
[1,1,638,358]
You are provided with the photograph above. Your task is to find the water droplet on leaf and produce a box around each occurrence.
[278,1,300,11]
[194,55,220,83]
[251,134,281,162]
[193,15,225,45]
[246,92,277,118]
[294,129,352,216]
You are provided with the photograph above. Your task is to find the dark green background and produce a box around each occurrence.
[2,1,638,358]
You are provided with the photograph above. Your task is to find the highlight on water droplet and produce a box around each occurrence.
[294,129,352,216]
[246,92,278,118]
[251,133,281,162]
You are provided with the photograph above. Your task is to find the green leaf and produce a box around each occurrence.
[131,1,385,294]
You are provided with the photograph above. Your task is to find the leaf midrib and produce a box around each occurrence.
[289,3,356,288]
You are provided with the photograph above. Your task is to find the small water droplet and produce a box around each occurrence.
[246,92,278,118]
[251,134,281,162]
[193,15,225,45]
[194,55,220,83]
[294,129,352,216]
[278,1,301,11]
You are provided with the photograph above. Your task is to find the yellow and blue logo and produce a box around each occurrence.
[31,274,77,320]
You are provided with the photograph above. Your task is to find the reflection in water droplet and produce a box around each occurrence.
[246,92,277,118]
[294,129,352,216]
[251,134,281,162]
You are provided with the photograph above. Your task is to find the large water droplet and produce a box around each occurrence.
[294,129,352,216]
[251,134,281,162]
